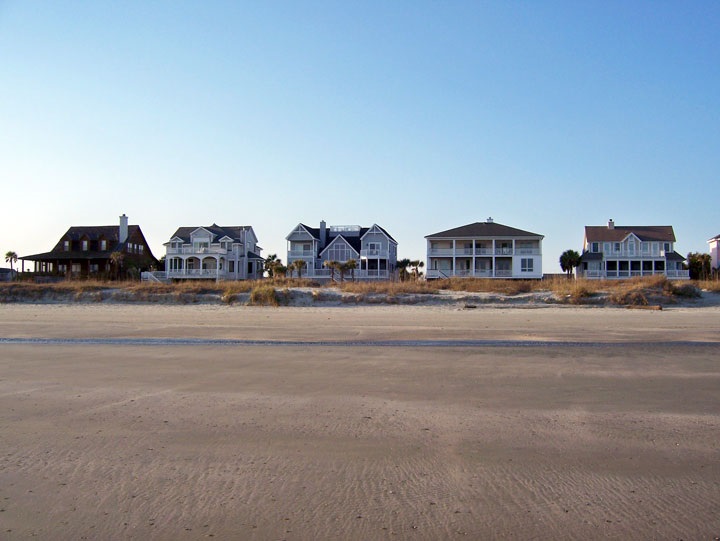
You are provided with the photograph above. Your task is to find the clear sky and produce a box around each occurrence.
[1,1,718,272]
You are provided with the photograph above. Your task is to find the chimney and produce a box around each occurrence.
[119,214,129,243]
[486,217,494,223]
[608,219,615,229]
[320,220,327,247]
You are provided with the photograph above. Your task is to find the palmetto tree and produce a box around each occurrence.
[344,259,357,281]
[110,251,125,280]
[291,259,307,279]
[264,254,280,278]
[396,258,411,281]
[409,260,425,280]
[323,260,339,282]
[559,249,581,278]
[5,251,18,274]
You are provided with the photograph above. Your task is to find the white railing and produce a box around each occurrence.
[288,250,315,257]
[167,269,226,278]
[580,269,690,280]
[360,249,390,258]
[495,269,513,277]
[167,246,228,255]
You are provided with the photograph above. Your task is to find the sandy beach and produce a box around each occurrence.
[1,303,719,540]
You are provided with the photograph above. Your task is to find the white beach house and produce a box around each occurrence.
[425,219,544,279]
[577,220,688,279]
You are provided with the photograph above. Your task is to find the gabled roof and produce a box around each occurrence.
[361,224,398,244]
[319,235,360,257]
[708,234,720,242]
[23,224,152,260]
[425,222,543,239]
[169,224,253,244]
[585,225,676,243]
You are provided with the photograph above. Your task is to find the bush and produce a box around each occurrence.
[249,285,279,306]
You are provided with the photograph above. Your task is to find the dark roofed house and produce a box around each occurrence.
[21,214,157,279]
[577,219,689,279]
[425,218,544,279]
[286,221,398,280]
[152,224,263,281]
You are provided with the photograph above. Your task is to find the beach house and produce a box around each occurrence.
[577,220,689,279]
[158,224,264,281]
[708,234,720,271]
[20,214,156,278]
[425,219,544,279]
[286,221,398,280]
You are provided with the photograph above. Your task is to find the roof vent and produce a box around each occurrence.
[486,217,494,223]
[608,219,615,229]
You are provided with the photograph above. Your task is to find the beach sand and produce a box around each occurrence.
[1,303,719,539]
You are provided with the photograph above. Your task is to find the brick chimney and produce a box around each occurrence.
[119,214,129,243]
[608,219,615,229]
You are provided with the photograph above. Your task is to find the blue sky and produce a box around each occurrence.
[1,1,718,272]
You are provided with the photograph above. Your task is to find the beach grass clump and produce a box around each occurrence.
[695,279,720,293]
[435,278,537,295]
[249,285,279,306]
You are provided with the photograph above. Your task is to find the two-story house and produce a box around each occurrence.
[708,234,720,271]
[286,221,397,280]
[20,214,157,278]
[425,219,544,279]
[577,220,688,279]
[161,224,264,281]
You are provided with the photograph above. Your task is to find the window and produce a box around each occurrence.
[59,264,67,273]
[614,242,621,253]
[82,240,89,251]
[100,240,107,251]
[326,243,354,262]
[138,245,144,254]
[229,260,235,273]
[663,242,671,253]
[521,258,534,272]
[63,241,70,251]
[90,264,99,273]
[71,264,81,274]
[591,242,599,253]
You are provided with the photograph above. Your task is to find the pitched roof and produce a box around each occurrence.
[425,222,543,238]
[666,251,686,261]
[294,223,397,250]
[585,225,676,243]
[708,234,720,242]
[169,224,253,243]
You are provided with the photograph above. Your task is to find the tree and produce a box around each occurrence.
[110,251,125,280]
[409,260,425,280]
[559,250,581,278]
[264,254,280,278]
[5,251,18,275]
[396,258,411,281]
[344,259,357,281]
[291,259,307,279]
[323,260,339,282]
[686,252,711,280]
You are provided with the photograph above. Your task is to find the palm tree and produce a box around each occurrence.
[396,258,411,281]
[409,260,425,280]
[345,259,357,281]
[5,251,18,275]
[291,259,307,279]
[559,249,581,278]
[264,254,280,278]
[110,251,125,280]
[323,260,339,282]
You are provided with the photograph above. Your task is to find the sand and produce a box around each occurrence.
[1,303,719,540]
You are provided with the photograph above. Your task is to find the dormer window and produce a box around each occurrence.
[100,240,107,251]
[82,240,89,251]
[64,241,70,251]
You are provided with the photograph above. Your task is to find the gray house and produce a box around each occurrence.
[286,221,398,280]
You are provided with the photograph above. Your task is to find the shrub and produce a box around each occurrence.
[249,285,279,306]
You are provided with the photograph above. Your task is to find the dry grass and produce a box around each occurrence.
[0,275,708,306]
[248,285,280,306]
[337,281,437,294]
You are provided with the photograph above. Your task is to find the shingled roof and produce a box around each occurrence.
[425,221,543,238]
[168,224,254,244]
[585,225,676,243]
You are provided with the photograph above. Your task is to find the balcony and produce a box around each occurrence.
[428,248,540,256]
[288,250,315,257]
[360,249,390,259]
[579,269,690,280]
[166,269,228,278]
[167,246,228,255]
